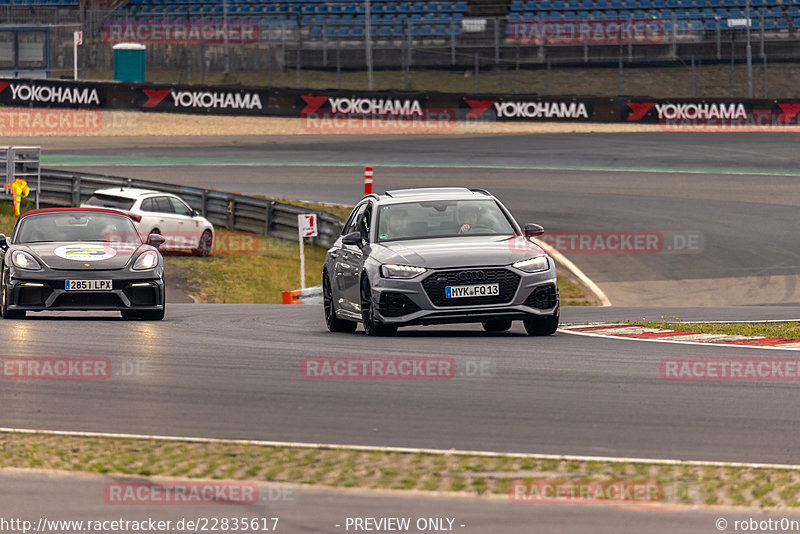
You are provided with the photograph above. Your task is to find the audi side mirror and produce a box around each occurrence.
[524,223,545,239]
[342,231,363,247]
[147,233,166,249]
[0,234,6,250]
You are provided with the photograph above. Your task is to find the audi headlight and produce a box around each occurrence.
[132,251,159,271]
[512,256,549,273]
[11,251,41,270]
[381,264,427,279]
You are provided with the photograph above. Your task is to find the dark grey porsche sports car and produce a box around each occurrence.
[0,207,166,320]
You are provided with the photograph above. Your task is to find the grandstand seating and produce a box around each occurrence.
[2,0,792,37]
[508,0,795,31]
[72,0,470,38]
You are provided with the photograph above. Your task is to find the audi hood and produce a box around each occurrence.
[373,235,548,269]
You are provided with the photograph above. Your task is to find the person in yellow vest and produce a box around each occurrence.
[5,178,30,217]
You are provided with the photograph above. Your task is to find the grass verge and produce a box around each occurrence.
[2,430,799,508]
[629,321,800,339]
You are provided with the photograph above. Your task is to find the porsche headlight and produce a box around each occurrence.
[512,256,549,273]
[132,251,159,271]
[380,264,427,279]
[11,251,41,270]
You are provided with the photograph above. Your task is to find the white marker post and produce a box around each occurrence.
[73,31,83,80]
[297,213,318,290]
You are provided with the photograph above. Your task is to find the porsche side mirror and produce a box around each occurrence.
[191,209,200,217]
[524,223,545,239]
[0,234,7,251]
[342,231,363,247]
[147,233,166,249]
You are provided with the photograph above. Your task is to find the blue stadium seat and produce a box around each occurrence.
[509,10,521,19]
[385,2,398,12]
[789,5,800,16]
[576,9,590,17]
[540,0,552,8]
[553,0,566,8]
[793,16,800,26]
[639,0,651,9]
[611,0,622,8]
[412,1,425,11]
[512,0,524,9]
[778,17,789,28]
[454,1,466,11]
[762,17,775,27]
[596,0,608,8]
[310,25,323,36]
[618,8,631,17]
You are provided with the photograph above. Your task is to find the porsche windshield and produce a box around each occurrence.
[377,199,516,242]
[15,213,141,244]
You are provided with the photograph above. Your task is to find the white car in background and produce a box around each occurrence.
[82,188,215,256]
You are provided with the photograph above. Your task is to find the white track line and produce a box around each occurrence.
[2,427,798,470]
[533,238,612,306]
[560,328,800,351]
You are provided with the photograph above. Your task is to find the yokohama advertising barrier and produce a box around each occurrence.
[3,78,800,128]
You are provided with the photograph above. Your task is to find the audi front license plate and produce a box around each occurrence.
[65,280,112,291]
[445,283,500,299]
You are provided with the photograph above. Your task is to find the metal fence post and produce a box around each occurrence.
[72,174,81,206]
[227,199,235,230]
[202,189,209,218]
[323,21,328,66]
[716,17,721,60]
[450,19,456,65]
[494,18,500,64]
[474,52,479,92]
[691,54,696,97]
[514,44,520,94]
[265,201,274,236]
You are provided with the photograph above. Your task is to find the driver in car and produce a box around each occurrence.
[383,209,409,239]
[458,204,480,234]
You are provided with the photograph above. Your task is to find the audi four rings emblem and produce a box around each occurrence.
[458,270,487,282]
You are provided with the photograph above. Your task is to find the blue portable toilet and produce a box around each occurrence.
[113,43,146,82]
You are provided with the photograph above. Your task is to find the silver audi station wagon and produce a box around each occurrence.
[322,187,559,336]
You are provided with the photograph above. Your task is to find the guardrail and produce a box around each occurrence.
[36,168,346,248]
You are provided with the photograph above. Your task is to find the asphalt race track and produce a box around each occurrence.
[4,132,800,531]
[2,304,800,465]
[13,132,800,306]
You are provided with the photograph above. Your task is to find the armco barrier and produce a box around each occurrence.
[37,168,344,248]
